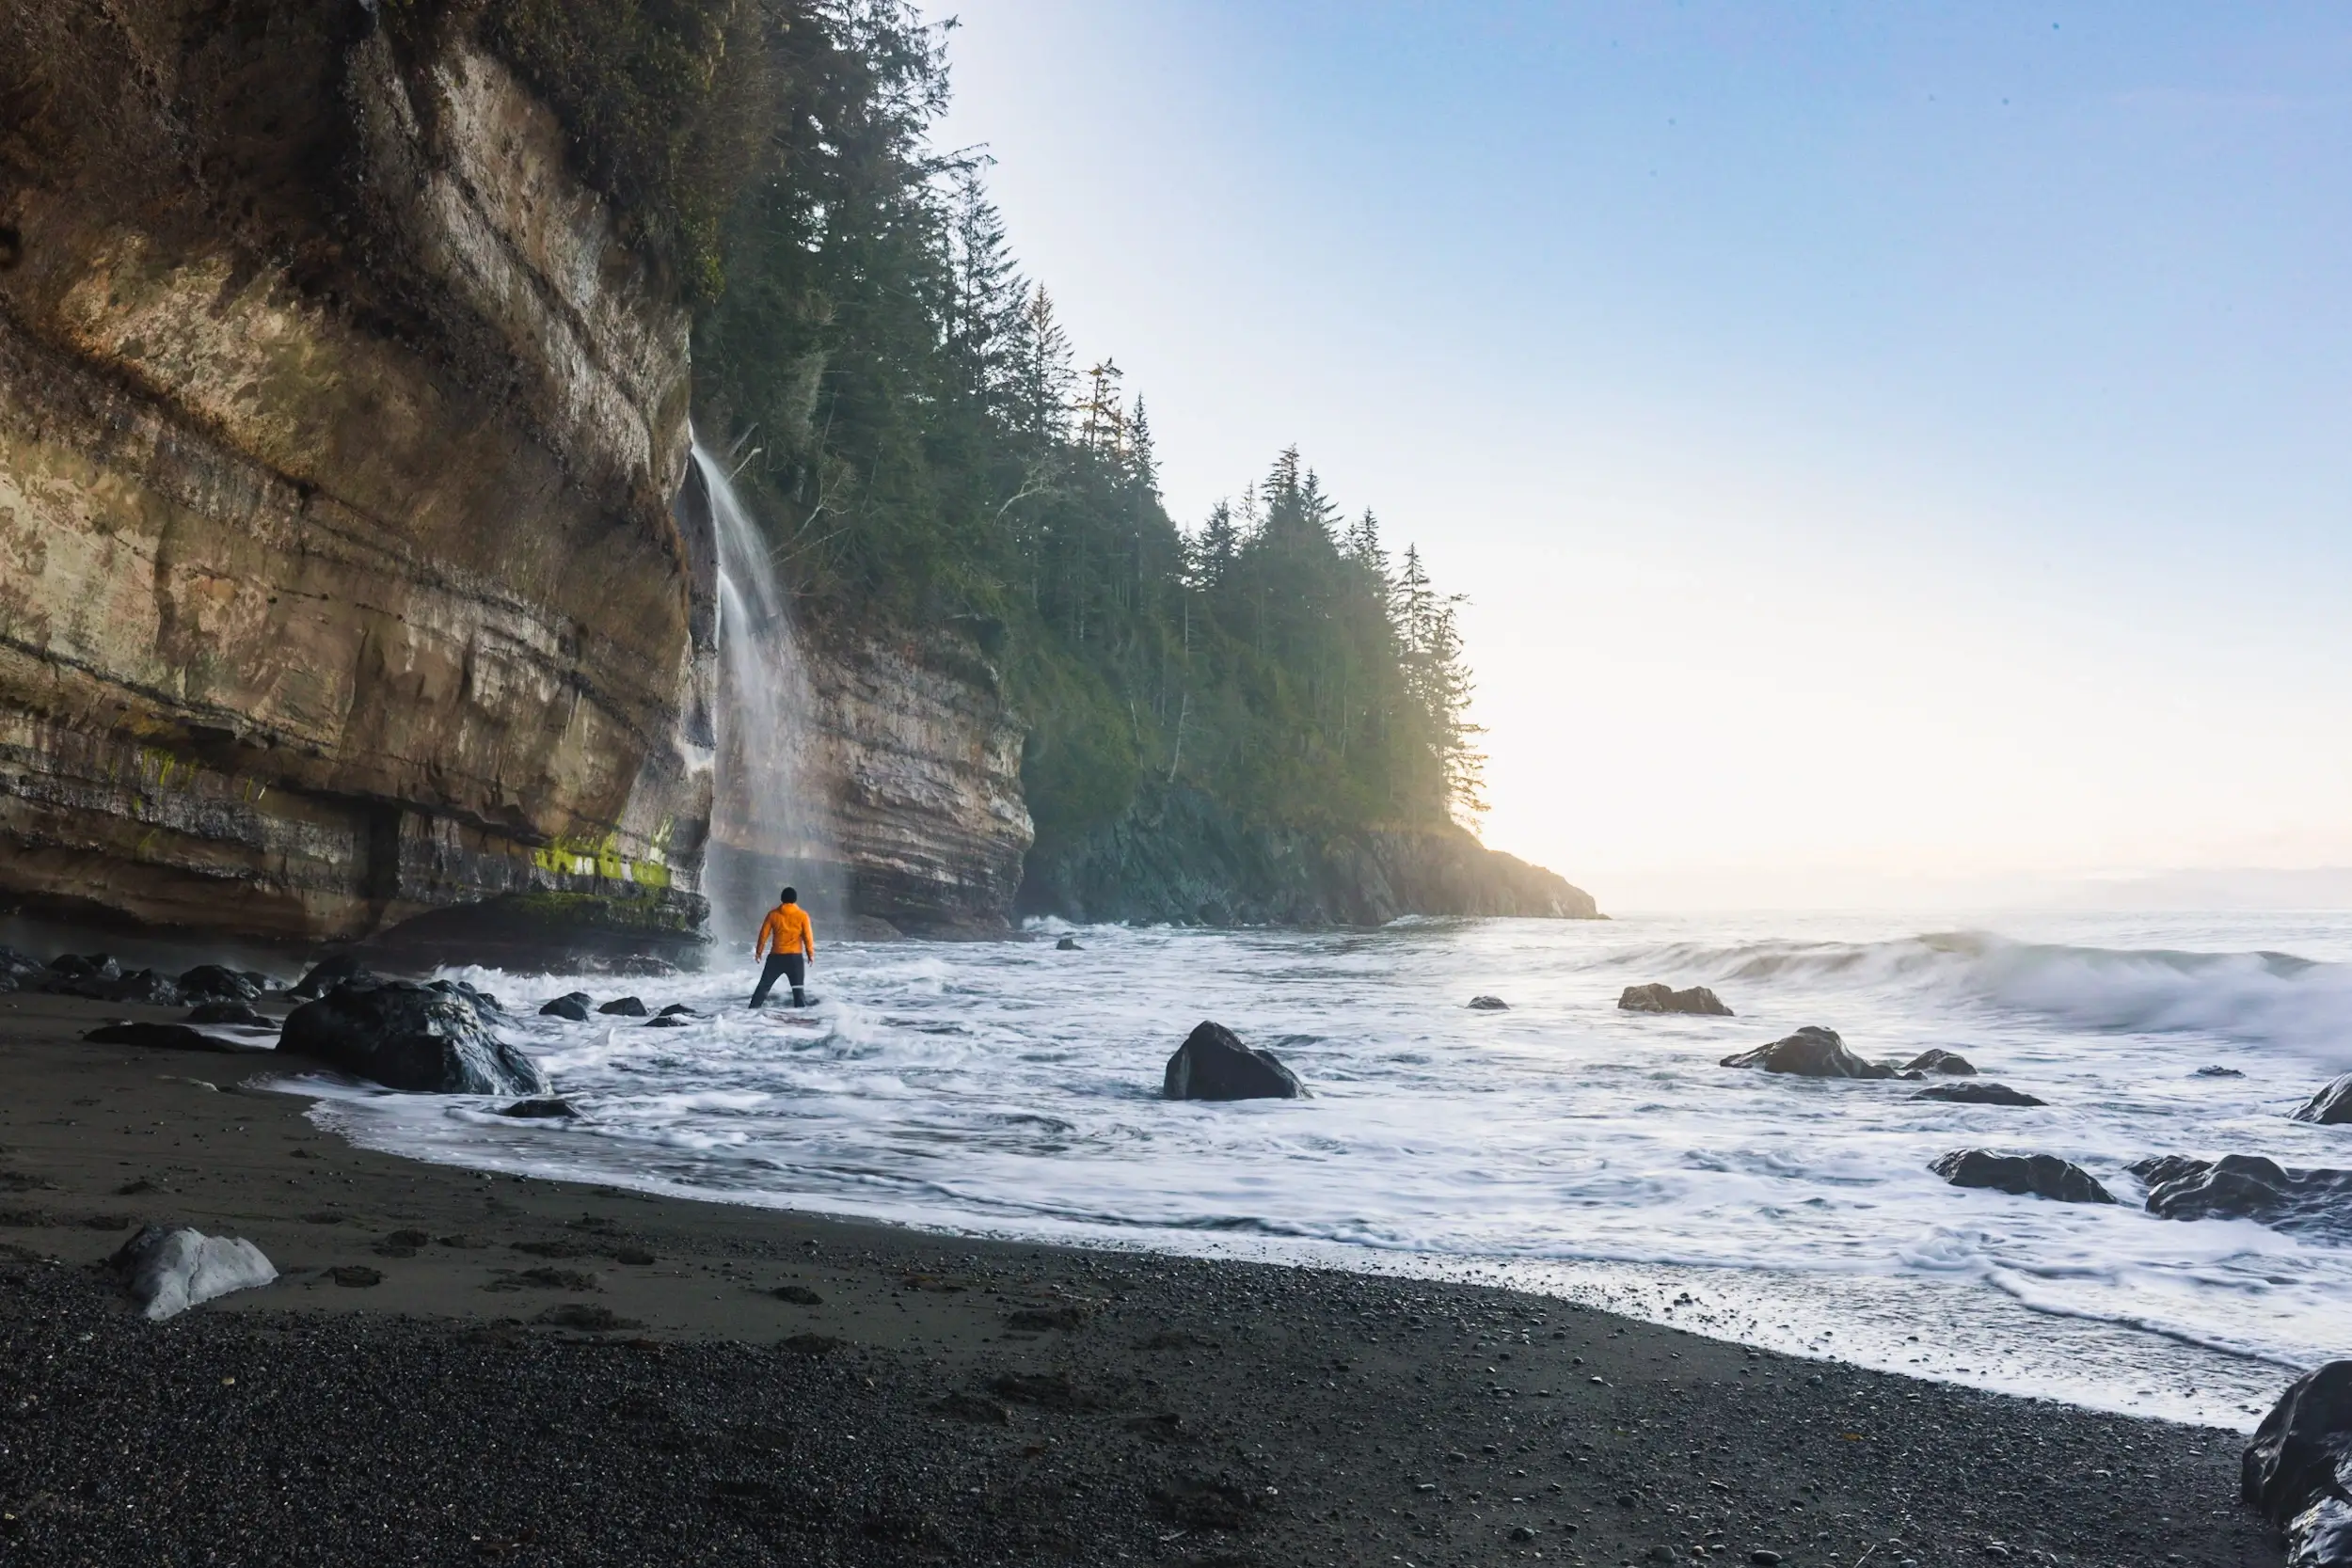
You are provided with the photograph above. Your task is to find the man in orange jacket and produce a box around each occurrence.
[750,886,815,1008]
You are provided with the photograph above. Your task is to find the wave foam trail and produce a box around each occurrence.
[284,909,2352,1430]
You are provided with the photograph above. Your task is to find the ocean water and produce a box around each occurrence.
[288,911,2352,1429]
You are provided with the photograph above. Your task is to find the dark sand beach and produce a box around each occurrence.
[0,988,2281,1567]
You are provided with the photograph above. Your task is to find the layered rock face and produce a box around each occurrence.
[1018,785,1598,927]
[704,634,1033,938]
[0,4,708,956]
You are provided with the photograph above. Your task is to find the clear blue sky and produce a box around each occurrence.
[936,2,2352,908]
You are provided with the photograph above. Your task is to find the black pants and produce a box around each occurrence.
[750,951,805,1006]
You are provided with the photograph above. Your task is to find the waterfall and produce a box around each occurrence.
[693,439,836,943]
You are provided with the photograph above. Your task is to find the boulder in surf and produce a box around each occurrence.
[1914,1082,2044,1107]
[288,953,370,1000]
[1618,983,1733,1016]
[1468,995,1510,1010]
[597,996,648,1017]
[1720,1025,1893,1079]
[1057,936,1084,951]
[1930,1149,2114,1204]
[1164,1022,1307,1101]
[2133,1153,2352,1235]
[2243,1360,2352,1567]
[2293,1073,2352,1126]
[1902,1048,1977,1076]
[538,992,594,1022]
[282,981,548,1095]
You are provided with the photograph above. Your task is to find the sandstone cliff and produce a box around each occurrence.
[0,3,708,958]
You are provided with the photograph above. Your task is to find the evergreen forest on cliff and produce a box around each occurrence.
[472,0,1487,895]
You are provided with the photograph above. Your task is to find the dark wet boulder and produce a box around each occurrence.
[177,965,262,1002]
[495,1098,580,1119]
[1720,1025,1893,1079]
[2293,1073,2352,1126]
[2243,1360,2352,1565]
[538,992,594,1022]
[2197,1065,2246,1078]
[644,1014,691,1028]
[658,1004,697,1017]
[597,996,648,1017]
[184,1001,272,1028]
[2133,1154,2352,1236]
[427,979,503,1016]
[288,954,370,1000]
[1619,983,1733,1016]
[1902,1048,1977,1076]
[86,1022,274,1054]
[1931,1149,2114,1204]
[1056,936,1083,951]
[1164,1022,1307,1101]
[282,982,548,1095]
[1468,995,1510,1010]
[0,945,43,991]
[49,952,119,982]
[1914,1082,2045,1107]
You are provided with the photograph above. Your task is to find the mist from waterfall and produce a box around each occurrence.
[694,439,835,945]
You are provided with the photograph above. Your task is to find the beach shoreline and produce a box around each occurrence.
[0,988,2283,1566]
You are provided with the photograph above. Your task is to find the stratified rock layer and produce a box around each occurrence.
[0,5,706,956]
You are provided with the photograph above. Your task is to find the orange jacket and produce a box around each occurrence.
[756,903,814,959]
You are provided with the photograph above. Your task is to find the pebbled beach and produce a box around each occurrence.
[0,988,2283,1567]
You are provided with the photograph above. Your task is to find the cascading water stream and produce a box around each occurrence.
[692,438,836,942]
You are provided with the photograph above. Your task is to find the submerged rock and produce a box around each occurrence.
[1914,1082,2045,1107]
[2133,1154,2352,1235]
[496,1098,580,1119]
[597,996,647,1017]
[2243,1361,2352,1567]
[282,982,548,1096]
[644,1014,691,1028]
[177,964,262,1002]
[658,1003,697,1018]
[1618,983,1732,1016]
[539,992,594,1022]
[1930,1149,2114,1204]
[1720,1025,1893,1079]
[2196,1065,2246,1078]
[108,1225,276,1321]
[86,1022,272,1054]
[1902,1048,1977,1076]
[1468,995,1510,1010]
[1056,936,1083,951]
[2293,1073,2352,1126]
[185,1001,272,1028]
[1164,1022,1307,1101]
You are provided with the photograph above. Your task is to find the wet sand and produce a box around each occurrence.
[0,987,2284,1566]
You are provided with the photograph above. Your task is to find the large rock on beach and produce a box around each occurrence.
[2293,1073,2352,1127]
[2242,1360,2352,1566]
[1931,1149,2115,1204]
[1164,1022,1307,1101]
[282,982,547,1096]
[1720,1025,1893,1079]
[1914,1082,2045,1107]
[2133,1154,2352,1236]
[1618,983,1733,1016]
[1902,1048,1977,1076]
[108,1225,277,1321]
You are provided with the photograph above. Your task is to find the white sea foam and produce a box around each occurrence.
[288,909,2352,1430]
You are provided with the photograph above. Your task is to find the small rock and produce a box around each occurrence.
[1163,1021,1307,1101]
[495,1098,580,1119]
[657,1003,698,1017]
[1749,1553,1784,1567]
[1468,995,1510,1010]
[1620,983,1733,1016]
[1902,1047,1977,1076]
[597,996,648,1017]
[327,1264,383,1288]
[643,1014,690,1027]
[772,1285,823,1305]
[1509,1524,1537,1542]
[1056,936,1083,951]
[1931,1149,2114,1204]
[538,992,594,1022]
[781,1333,842,1356]
[384,1229,430,1247]
[2195,1065,2245,1078]
[1913,1082,2045,1107]
[109,1225,277,1320]
[1721,1025,1893,1079]
[535,1303,640,1331]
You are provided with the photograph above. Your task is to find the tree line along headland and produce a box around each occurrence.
[0,0,1594,963]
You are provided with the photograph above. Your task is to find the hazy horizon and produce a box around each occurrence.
[936,2,2352,909]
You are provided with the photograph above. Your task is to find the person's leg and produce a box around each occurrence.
[782,953,806,1006]
[749,953,790,1006]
